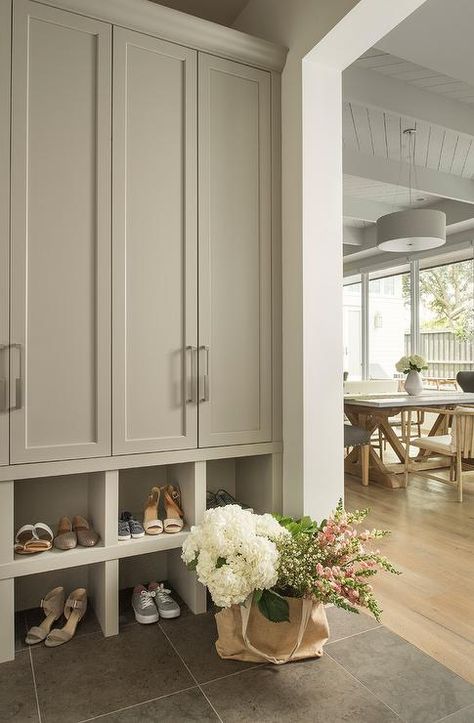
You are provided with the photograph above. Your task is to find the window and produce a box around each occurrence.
[383,277,395,296]
[343,252,473,382]
[343,283,362,380]
[368,272,410,379]
[419,258,474,379]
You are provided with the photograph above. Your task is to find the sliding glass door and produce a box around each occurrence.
[343,251,474,382]
[368,272,410,380]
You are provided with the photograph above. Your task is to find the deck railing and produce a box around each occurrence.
[404,330,474,378]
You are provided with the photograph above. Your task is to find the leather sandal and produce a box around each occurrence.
[54,516,77,550]
[25,587,65,645]
[15,523,54,555]
[143,487,163,535]
[45,588,87,647]
[72,516,99,547]
[163,484,184,533]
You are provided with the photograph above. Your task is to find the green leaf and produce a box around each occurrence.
[216,557,227,569]
[186,558,198,571]
[253,589,263,603]
[257,589,290,623]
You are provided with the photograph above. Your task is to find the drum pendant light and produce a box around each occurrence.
[376,129,446,252]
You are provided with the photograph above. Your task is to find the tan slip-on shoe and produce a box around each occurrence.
[45,588,87,647]
[72,516,99,547]
[25,587,65,645]
[54,517,77,550]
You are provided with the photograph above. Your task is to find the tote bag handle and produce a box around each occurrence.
[240,596,313,665]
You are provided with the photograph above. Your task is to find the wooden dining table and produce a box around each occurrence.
[344,391,474,488]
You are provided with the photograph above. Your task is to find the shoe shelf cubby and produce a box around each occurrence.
[0,450,282,662]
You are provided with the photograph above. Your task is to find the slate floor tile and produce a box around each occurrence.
[325,605,381,643]
[203,654,400,722]
[436,703,474,722]
[159,610,260,683]
[0,650,38,722]
[327,627,474,723]
[31,623,194,723]
[91,688,219,722]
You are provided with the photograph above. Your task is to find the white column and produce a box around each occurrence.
[301,58,344,519]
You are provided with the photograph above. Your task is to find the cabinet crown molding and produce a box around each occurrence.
[33,0,288,71]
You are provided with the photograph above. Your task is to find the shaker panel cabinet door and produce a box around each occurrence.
[0,0,10,465]
[198,54,272,447]
[10,0,112,463]
[112,29,197,454]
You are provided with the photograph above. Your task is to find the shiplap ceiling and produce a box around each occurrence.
[355,49,474,105]
[342,100,474,179]
[149,0,249,25]
[343,38,474,258]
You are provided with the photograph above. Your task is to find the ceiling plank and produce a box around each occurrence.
[344,148,474,204]
[343,66,474,139]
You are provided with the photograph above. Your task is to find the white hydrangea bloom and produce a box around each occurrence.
[181,505,289,607]
[395,355,409,372]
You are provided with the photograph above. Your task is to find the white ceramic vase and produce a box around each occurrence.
[405,369,423,396]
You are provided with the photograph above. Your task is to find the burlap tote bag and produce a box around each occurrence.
[215,595,329,665]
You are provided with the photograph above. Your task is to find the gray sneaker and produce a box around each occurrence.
[121,512,145,539]
[132,585,159,624]
[118,518,130,541]
[148,582,180,619]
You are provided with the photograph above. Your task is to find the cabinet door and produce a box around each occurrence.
[10,0,111,463]
[0,0,10,465]
[112,29,197,454]
[198,54,272,447]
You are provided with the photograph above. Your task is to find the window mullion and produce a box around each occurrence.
[410,259,420,354]
[361,272,369,379]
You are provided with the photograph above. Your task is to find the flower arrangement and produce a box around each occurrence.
[181,505,288,609]
[395,354,428,374]
[182,500,399,624]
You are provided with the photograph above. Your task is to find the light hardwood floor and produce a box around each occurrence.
[345,471,474,685]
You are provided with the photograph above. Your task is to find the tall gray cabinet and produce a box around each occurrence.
[198,55,272,447]
[10,0,112,463]
[112,29,198,455]
[0,0,285,666]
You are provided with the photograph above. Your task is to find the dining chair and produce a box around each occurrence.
[456,371,474,392]
[403,406,474,502]
[344,423,370,486]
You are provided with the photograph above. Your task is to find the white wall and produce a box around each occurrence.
[233,0,360,518]
[234,0,427,519]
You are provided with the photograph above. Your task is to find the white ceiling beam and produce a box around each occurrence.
[342,225,364,246]
[343,227,474,275]
[343,66,474,138]
[344,195,474,227]
[343,212,474,258]
[343,196,399,223]
[429,199,474,232]
[344,232,474,277]
[344,148,474,204]
[343,226,377,257]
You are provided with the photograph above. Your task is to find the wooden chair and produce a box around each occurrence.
[403,407,474,502]
[380,409,424,460]
[344,423,370,486]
